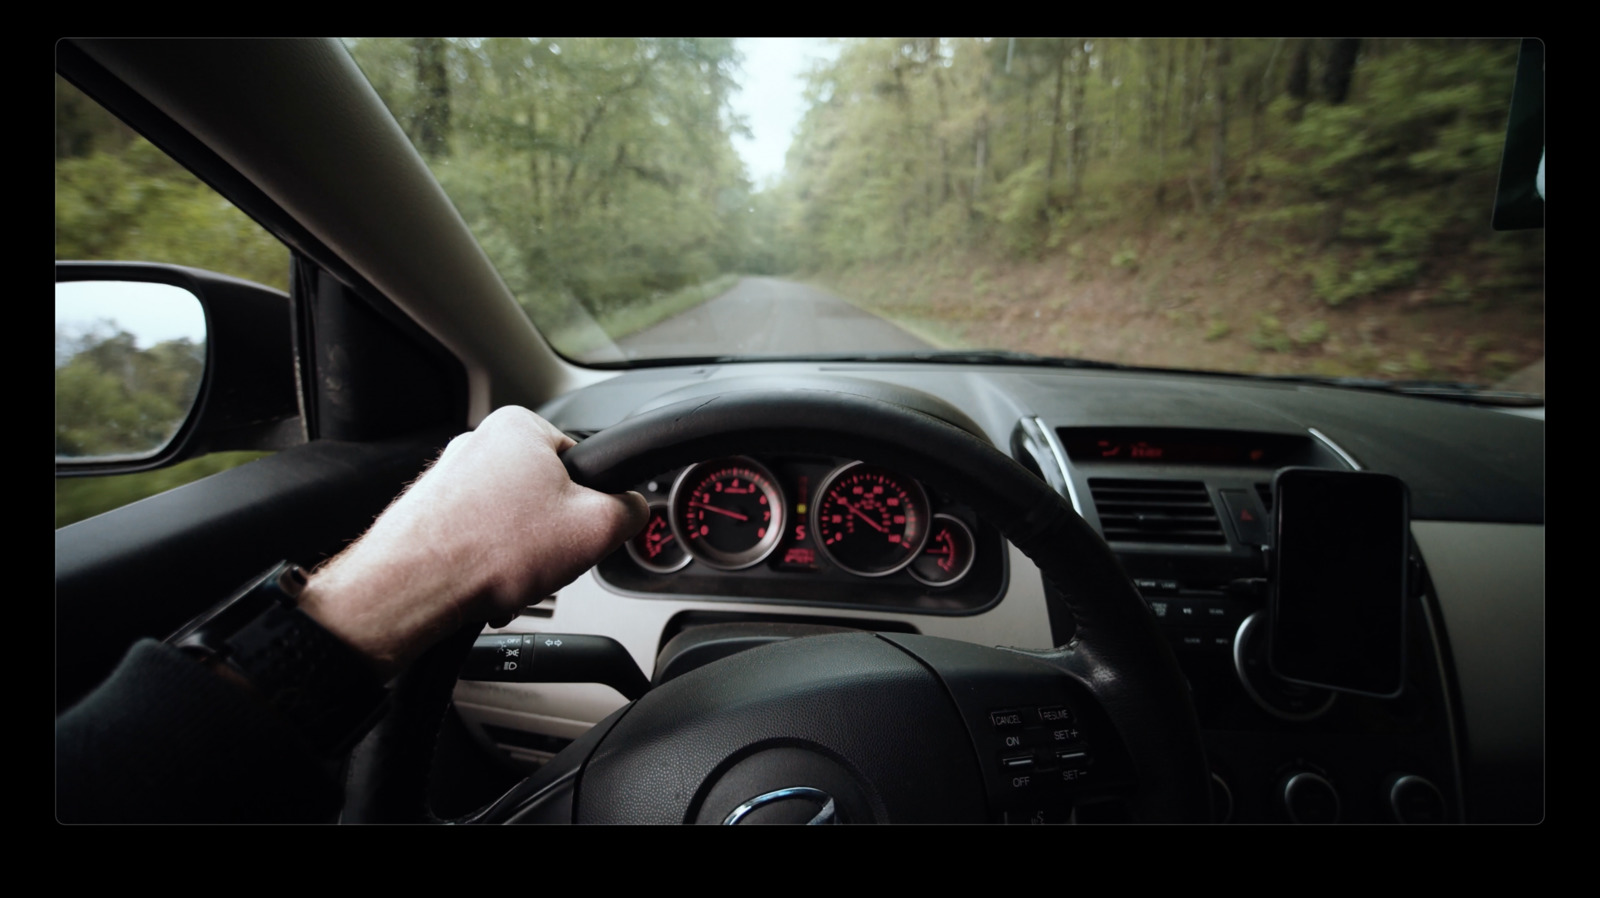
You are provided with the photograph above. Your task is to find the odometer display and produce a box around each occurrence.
[670,458,786,570]
[812,463,930,577]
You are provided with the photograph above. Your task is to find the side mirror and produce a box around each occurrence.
[55,262,303,476]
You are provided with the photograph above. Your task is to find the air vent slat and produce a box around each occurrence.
[1088,478,1225,546]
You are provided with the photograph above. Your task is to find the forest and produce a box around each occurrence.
[336,38,1541,380]
[56,38,1543,526]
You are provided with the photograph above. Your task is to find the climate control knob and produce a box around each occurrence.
[1387,774,1446,824]
[1280,770,1340,823]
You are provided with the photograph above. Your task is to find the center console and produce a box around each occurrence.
[1014,419,1463,823]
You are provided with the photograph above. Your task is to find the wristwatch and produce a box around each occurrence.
[166,561,391,757]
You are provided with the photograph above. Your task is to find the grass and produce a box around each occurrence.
[801,217,1542,390]
[548,273,743,358]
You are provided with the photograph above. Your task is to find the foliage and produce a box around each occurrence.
[1250,314,1292,353]
[55,324,204,458]
[56,452,272,529]
[56,75,285,522]
[344,38,755,352]
[1257,40,1525,305]
[55,77,290,291]
[1292,320,1329,347]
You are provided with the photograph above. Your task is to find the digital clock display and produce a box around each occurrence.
[1059,429,1288,466]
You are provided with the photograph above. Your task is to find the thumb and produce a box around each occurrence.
[565,486,650,559]
[608,489,651,543]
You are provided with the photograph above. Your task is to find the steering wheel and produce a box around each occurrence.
[363,388,1210,823]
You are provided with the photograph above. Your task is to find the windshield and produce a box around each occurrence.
[345,38,1542,397]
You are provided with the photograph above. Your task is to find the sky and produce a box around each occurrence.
[729,39,838,189]
[56,281,207,356]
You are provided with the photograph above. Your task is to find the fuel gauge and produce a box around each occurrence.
[627,502,692,573]
[909,514,976,587]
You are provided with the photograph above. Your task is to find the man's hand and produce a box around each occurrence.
[297,407,648,681]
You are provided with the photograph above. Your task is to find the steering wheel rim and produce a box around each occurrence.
[565,388,1206,821]
[457,388,1209,823]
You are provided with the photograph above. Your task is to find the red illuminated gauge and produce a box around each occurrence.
[909,514,976,587]
[670,458,786,570]
[626,503,691,573]
[811,463,930,577]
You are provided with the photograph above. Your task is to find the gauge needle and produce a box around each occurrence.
[836,498,885,533]
[692,501,749,522]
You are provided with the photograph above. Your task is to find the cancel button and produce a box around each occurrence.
[989,709,1027,731]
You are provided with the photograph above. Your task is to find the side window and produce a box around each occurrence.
[55,75,292,528]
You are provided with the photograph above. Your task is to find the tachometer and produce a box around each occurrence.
[812,462,930,577]
[670,458,786,570]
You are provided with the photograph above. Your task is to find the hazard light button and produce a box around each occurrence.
[1219,489,1269,546]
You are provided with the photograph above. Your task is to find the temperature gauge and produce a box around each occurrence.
[909,514,976,587]
[626,503,691,573]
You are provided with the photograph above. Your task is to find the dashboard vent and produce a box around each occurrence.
[1255,482,1274,513]
[1088,478,1225,545]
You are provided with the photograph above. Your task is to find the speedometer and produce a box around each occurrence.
[670,458,786,570]
[812,462,930,577]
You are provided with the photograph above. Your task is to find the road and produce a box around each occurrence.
[617,277,929,359]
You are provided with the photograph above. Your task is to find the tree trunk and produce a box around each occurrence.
[1021,61,1034,167]
[1157,39,1174,208]
[1286,39,1311,122]
[1210,38,1229,206]
[412,38,452,159]
[971,60,992,221]
[932,63,952,206]
[1184,39,1206,150]
[972,118,988,220]
[1322,38,1361,105]
[1046,40,1067,191]
[1142,40,1159,152]
[1070,41,1088,200]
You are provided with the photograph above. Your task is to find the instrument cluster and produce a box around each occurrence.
[599,455,1000,614]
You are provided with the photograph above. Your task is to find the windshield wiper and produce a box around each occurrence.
[887,349,1132,369]
[695,349,1135,369]
[618,352,1543,407]
[1266,375,1543,407]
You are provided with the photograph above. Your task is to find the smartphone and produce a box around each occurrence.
[1268,467,1409,698]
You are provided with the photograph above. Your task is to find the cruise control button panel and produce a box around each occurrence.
[875,633,1136,821]
[983,701,1108,811]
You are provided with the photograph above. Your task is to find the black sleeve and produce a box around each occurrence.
[55,639,343,823]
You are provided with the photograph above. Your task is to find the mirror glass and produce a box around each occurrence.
[55,280,207,463]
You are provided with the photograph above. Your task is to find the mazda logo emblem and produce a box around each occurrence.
[722,787,838,825]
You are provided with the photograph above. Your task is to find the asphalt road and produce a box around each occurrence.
[617,277,930,359]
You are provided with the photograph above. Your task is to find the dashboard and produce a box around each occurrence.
[450,361,1544,823]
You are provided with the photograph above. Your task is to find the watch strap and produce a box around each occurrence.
[222,602,391,758]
